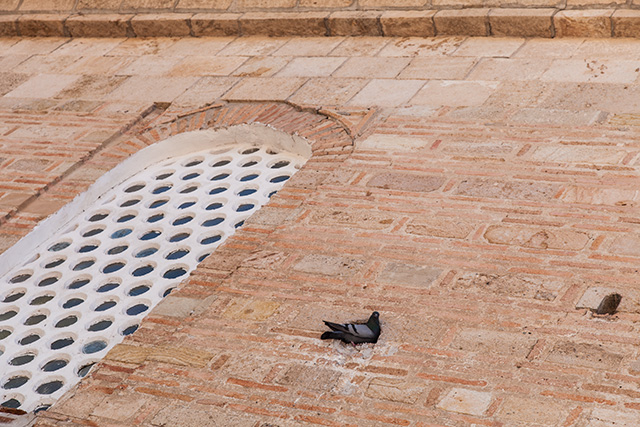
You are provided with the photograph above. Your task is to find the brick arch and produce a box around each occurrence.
[133,102,355,161]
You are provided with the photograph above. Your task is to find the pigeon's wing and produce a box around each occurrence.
[347,323,376,339]
[324,320,376,338]
[323,320,351,334]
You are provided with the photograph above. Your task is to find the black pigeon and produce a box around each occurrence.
[320,311,381,344]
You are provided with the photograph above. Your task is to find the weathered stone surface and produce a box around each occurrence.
[66,14,133,37]
[106,344,152,364]
[380,10,436,37]
[453,272,563,301]
[91,393,146,421]
[437,388,492,416]
[530,145,627,165]
[376,262,442,287]
[554,10,613,38]
[106,344,213,367]
[406,217,474,239]
[191,13,240,36]
[223,298,280,321]
[293,254,365,277]
[489,8,554,37]
[451,328,537,358]
[608,233,640,257]
[151,405,259,427]
[588,408,640,427]
[239,12,327,36]
[498,396,568,425]
[358,134,431,150]
[455,178,559,201]
[131,13,192,37]
[151,295,216,318]
[277,365,341,392]
[367,172,445,192]
[310,208,395,230]
[546,341,625,370]
[17,14,65,37]
[366,377,424,404]
[612,9,640,37]
[560,186,639,206]
[328,11,381,36]
[484,225,590,251]
[434,9,489,36]
[0,15,18,36]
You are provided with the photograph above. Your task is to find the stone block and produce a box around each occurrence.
[66,14,133,38]
[361,0,426,6]
[300,0,353,6]
[376,262,442,287]
[612,10,640,38]
[176,0,233,9]
[131,13,192,37]
[239,12,327,36]
[359,134,431,150]
[151,405,259,427]
[530,145,627,165]
[588,408,640,427]
[405,217,474,239]
[121,0,175,9]
[151,295,216,318]
[455,178,559,201]
[489,8,555,38]
[91,393,146,421]
[328,11,381,36]
[554,10,613,38]
[293,254,365,277]
[453,272,563,301]
[76,0,122,10]
[546,341,624,370]
[106,344,152,365]
[191,13,240,36]
[366,377,424,404]
[0,0,19,10]
[434,9,489,36]
[235,0,296,7]
[223,298,280,321]
[17,14,66,37]
[484,225,590,251]
[310,208,395,230]
[148,346,214,367]
[609,233,640,257]
[0,15,18,36]
[498,396,568,425]
[277,365,341,392]
[367,172,445,193]
[380,11,436,37]
[451,328,537,358]
[437,388,492,416]
[19,0,75,11]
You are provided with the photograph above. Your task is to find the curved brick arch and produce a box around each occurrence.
[134,102,356,161]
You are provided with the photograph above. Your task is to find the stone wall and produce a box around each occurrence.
[2,0,640,37]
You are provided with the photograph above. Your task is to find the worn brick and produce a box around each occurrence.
[277,365,341,392]
[367,172,445,192]
[437,388,492,416]
[293,254,364,277]
[376,262,442,287]
[451,328,537,358]
[455,178,560,201]
[223,298,281,321]
[366,378,424,404]
[546,341,625,370]
[484,225,590,251]
[406,217,475,239]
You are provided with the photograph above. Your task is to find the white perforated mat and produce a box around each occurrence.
[0,142,305,412]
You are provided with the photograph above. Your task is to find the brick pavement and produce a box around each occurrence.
[3,36,640,425]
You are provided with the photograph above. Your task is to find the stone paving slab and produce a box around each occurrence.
[2,35,640,427]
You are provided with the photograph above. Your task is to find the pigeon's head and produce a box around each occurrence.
[372,311,379,318]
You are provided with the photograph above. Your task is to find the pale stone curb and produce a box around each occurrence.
[2,9,640,38]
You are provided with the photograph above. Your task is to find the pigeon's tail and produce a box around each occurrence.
[321,331,343,340]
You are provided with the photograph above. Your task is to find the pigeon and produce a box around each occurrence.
[595,293,622,315]
[320,311,381,344]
